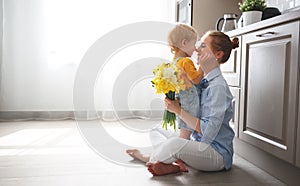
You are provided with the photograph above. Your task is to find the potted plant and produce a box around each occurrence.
[238,0,267,26]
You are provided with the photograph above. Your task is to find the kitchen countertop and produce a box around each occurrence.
[226,9,300,37]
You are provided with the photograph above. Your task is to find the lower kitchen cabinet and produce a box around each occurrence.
[297,98,300,168]
[229,87,240,137]
[239,21,300,164]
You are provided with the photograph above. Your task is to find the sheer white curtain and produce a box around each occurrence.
[0,0,176,120]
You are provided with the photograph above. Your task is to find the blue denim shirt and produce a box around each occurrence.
[191,67,235,170]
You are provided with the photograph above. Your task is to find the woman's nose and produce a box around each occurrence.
[195,47,202,53]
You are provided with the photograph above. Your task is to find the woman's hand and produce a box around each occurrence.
[165,97,201,133]
[164,97,181,115]
[196,41,219,74]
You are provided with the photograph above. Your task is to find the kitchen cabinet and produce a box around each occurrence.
[229,87,240,137]
[220,36,241,136]
[238,21,300,164]
[297,91,300,168]
[225,10,300,184]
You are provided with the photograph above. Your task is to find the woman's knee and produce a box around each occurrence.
[163,137,188,152]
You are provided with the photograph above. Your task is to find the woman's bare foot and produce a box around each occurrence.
[126,149,150,163]
[175,159,189,172]
[146,161,183,176]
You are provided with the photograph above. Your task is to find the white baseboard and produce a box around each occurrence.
[0,110,164,121]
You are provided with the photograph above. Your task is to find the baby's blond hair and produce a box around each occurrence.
[168,23,198,54]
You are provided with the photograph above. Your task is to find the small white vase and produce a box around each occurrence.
[242,11,262,26]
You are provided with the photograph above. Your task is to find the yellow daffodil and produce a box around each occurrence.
[151,61,187,130]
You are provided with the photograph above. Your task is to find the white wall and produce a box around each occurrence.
[192,0,242,36]
[0,0,176,112]
[266,0,300,12]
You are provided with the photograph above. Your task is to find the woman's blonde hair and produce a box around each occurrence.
[168,23,198,54]
[202,30,239,63]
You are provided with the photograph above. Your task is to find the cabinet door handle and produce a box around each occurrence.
[256,31,275,37]
[231,99,235,122]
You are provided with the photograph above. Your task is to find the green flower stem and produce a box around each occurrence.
[163,91,176,130]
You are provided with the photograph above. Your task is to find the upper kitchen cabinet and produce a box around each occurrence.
[239,21,300,164]
[192,0,241,36]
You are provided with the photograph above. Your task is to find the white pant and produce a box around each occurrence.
[149,128,224,171]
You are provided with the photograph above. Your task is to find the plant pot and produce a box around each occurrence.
[242,11,262,26]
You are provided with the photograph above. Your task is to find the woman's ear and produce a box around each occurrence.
[215,51,224,61]
[181,39,187,47]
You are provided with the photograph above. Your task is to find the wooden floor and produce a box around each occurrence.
[0,119,286,186]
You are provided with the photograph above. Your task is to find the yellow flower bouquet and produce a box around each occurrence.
[151,62,187,130]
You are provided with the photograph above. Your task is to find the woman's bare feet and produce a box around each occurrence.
[146,161,188,176]
[175,159,189,172]
[126,149,150,163]
[146,162,180,176]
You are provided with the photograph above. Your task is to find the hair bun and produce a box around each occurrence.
[231,37,239,49]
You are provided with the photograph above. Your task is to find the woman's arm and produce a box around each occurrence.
[165,98,202,133]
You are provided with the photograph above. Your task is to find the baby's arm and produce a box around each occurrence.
[191,67,204,85]
[178,58,204,86]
